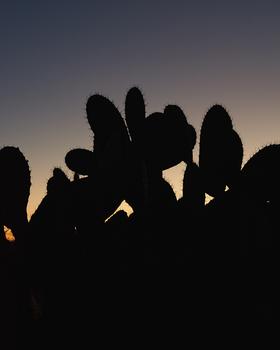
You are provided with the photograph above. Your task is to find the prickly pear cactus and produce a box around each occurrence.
[199,104,243,197]
[29,167,74,240]
[65,93,131,224]
[125,87,146,143]
[65,148,95,176]
[164,105,196,165]
[240,144,280,202]
[182,162,205,210]
[47,167,71,194]
[123,87,148,211]
[86,94,129,155]
[0,146,31,236]
[141,106,196,171]
[227,129,243,188]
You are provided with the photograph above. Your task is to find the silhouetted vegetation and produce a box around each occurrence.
[0,88,273,348]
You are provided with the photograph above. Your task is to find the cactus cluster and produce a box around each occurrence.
[1,93,276,234]
[0,87,274,333]
[123,88,198,221]
[125,89,196,171]
[180,104,244,212]
[181,103,278,211]
[62,87,197,222]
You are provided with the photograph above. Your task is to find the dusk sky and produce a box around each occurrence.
[1,0,280,217]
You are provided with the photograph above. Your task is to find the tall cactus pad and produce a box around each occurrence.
[86,94,129,153]
[200,104,233,131]
[199,105,243,197]
[227,130,243,188]
[125,87,146,143]
[0,146,31,230]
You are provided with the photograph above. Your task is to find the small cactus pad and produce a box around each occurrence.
[65,148,95,175]
[125,87,146,142]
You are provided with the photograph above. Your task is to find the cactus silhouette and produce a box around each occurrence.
[123,87,149,213]
[124,92,197,215]
[28,166,76,306]
[199,104,243,197]
[164,105,197,165]
[123,88,199,264]
[124,87,197,214]
[125,86,146,144]
[29,167,75,276]
[181,162,205,212]
[142,108,195,171]
[0,146,33,348]
[1,88,274,334]
[140,107,196,225]
[0,146,31,242]
[65,148,95,176]
[178,104,246,260]
[86,94,130,156]
[1,87,276,347]
[29,167,74,240]
[239,144,280,203]
[65,94,131,228]
[237,145,275,317]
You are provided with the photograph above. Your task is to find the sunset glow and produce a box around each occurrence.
[0,1,279,217]
[0,1,274,333]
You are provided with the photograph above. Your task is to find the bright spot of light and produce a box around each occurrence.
[4,226,15,242]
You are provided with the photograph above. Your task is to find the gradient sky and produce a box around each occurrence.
[1,0,280,217]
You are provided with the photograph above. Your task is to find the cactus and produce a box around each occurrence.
[141,107,196,171]
[226,130,243,188]
[239,144,280,202]
[67,93,130,174]
[182,162,205,211]
[125,87,146,143]
[47,167,71,194]
[86,94,129,155]
[65,148,95,176]
[123,87,149,212]
[199,104,243,197]
[65,94,131,225]
[0,146,31,239]
[142,111,167,170]
[164,105,197,165]
[126,92,198,218]
[125,88,198,216]
[29,167,74,245]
